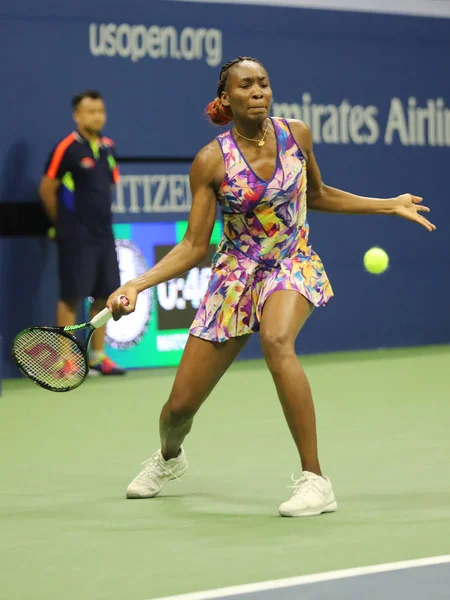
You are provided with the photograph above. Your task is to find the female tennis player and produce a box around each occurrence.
[107,57,435,517]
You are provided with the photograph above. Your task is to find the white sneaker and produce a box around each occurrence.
[126,448,188,499]
[278,471,337,517]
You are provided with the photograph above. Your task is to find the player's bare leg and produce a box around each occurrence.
[126,334,249,498]
[159,334,249,458]
[260,291,320,474]
[260,290,337,517]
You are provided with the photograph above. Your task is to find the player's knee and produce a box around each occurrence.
[260,329,294,366]
[260,329,291,352]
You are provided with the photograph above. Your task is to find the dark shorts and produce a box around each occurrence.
[57,237,120,301]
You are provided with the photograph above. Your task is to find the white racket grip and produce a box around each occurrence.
[90,295,129,329]
[90,308,112,330]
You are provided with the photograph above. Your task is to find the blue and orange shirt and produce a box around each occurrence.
[44,131,120,239]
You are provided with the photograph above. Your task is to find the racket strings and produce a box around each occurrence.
[13,329,87,390]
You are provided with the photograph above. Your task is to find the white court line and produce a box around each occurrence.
[148,555,450,600]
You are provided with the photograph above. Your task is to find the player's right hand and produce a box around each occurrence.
[106,283,139,321]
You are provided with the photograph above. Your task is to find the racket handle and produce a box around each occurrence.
[90,308,112,329]
[90,296,129,329]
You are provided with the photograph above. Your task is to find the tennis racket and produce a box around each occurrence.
[11,296,129,393]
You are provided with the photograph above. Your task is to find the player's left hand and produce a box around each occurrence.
[393,194,436,232]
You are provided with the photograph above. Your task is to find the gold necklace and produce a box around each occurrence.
[234,121,270,147]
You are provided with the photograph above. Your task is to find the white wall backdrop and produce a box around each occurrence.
[169,0,450,19]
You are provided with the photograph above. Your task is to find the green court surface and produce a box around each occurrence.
[1,345,449,600]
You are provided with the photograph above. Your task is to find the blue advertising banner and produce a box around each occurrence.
[1,0,449,378]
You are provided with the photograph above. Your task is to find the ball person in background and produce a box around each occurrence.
[40,90,125,376]
[107,57,435,516]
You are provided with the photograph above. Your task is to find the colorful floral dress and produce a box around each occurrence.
[190,117,333,342]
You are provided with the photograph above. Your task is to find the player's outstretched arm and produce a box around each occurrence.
[288,119,436,232]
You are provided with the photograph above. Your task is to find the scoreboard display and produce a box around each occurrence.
[104,220,222,368]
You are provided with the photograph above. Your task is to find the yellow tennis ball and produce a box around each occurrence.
[47,227,56,240]
[364,247,389,274]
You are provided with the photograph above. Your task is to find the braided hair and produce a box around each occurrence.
[205,56,264,126]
